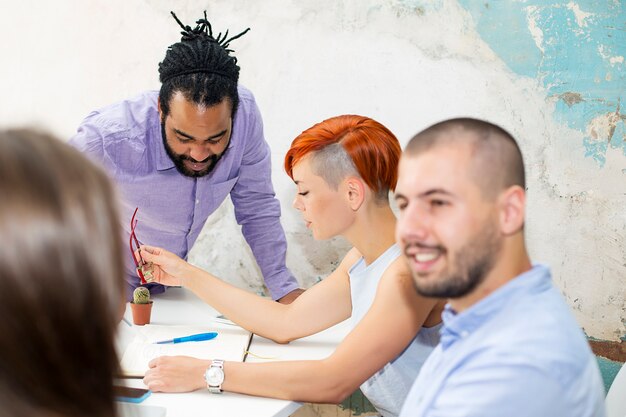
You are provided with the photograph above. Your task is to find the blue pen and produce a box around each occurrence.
[154,332,218,344]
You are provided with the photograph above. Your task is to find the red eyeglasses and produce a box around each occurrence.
[130,207,153,284]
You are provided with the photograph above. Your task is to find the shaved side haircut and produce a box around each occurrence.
[285,115,402,202]
[405,118,525,199]
[309,142,359,190]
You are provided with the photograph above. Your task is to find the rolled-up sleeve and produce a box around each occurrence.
[229,99,299,300]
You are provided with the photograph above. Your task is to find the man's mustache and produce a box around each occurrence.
[403,242,446,255]
[179,154,216,164]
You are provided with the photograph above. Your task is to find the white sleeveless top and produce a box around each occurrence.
[348,244,441,417]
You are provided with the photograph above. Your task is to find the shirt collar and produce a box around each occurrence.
[153,122,175,171]
[439,264,551,350]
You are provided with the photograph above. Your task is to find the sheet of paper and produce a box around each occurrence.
[120,322,251,377]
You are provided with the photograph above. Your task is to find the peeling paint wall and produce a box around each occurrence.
[1,0,623,341]
[458,0,625,165]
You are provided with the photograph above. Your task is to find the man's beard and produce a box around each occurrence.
[161,122,227,178]
[409,220,502,299]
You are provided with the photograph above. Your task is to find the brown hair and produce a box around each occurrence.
[405,117,525,199]
[0,129,124,417]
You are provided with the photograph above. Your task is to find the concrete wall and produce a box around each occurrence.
[1,0,623,341]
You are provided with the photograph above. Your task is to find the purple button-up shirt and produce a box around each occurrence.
[69,86,298,300]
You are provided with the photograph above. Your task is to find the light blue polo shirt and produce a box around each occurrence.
[399,264,606,417]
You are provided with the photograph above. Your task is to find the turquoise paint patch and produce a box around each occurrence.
[597,356,624,395]
[583,138,609,164]
[457,0,625,166]
[339,389,376,415]
[456,1,543,77]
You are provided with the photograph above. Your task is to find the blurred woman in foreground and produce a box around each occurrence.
[0,129,124,417]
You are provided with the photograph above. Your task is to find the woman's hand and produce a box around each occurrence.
[136,245,192,287]
[144,356,209,393]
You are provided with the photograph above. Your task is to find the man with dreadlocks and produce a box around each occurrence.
[70,11,303,303]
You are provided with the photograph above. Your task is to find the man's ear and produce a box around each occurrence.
[157,98,163,120]
[345,177,366,211]
[498,185,526,235]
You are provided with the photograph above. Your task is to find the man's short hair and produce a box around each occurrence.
[405,118,525,199]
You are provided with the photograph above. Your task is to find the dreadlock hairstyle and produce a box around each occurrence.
[158,11,250,118]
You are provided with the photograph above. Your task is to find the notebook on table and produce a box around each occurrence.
[118,321,252,378]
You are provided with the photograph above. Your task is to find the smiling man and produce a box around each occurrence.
[394,118,605,417]
[69,11,302,303]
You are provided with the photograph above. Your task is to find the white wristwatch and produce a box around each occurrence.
[205,359,225,393]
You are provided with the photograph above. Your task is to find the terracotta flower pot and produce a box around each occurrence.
[130,301,153,325]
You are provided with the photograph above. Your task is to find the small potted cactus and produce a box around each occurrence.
[130,286,153,325]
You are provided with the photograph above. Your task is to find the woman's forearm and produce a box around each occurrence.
[223,359,359,404]
[182,264,296,342]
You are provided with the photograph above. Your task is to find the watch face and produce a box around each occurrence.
[206,366,225,385]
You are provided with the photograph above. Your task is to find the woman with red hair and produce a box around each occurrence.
[141,115,444,417]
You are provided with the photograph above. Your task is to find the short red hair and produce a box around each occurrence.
[284,115,401,195]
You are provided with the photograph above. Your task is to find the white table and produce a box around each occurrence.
[119,287,351,417]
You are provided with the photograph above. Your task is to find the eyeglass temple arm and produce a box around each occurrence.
[130,208,147,285]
